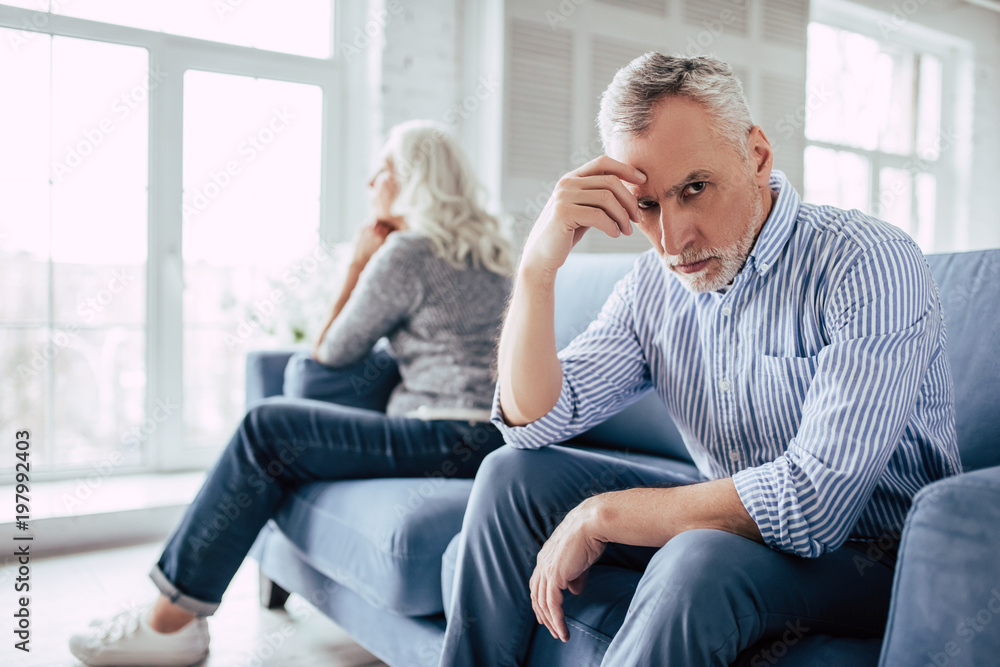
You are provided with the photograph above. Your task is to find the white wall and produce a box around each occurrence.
[339,0,504,234]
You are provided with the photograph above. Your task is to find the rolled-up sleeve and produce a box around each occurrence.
[733,239,944,557]
[491,265,653,448]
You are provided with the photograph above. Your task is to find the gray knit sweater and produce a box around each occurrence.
[315,231,511,418]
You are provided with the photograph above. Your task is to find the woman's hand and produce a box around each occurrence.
[350,216,406,270]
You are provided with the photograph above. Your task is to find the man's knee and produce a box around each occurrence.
[471,446,539,499]
[644,529,753,600]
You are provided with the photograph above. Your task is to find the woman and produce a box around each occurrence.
[70,120,513,665]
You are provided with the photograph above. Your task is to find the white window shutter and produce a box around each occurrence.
[500,0,810,255]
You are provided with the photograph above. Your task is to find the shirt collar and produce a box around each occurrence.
[746,169,800,277]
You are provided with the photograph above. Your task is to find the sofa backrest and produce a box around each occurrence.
[554,252,692,463]
[925,250,1000,471]
[554,249,1000,472]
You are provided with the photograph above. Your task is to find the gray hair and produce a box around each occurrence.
[598,53,754,156]
[381,120,512,276]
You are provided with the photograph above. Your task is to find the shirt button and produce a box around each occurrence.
[729,449,741,463]
[721,305,732,317]
[719,379,732,392]
[760,262,770,271]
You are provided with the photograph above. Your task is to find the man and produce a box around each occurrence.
[438,53,960,666]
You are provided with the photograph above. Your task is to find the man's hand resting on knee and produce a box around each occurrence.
[529,478,763,643]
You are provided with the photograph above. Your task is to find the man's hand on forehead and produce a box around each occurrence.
[519,155,647,274]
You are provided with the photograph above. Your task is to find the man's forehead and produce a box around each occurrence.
[607,127,729,196]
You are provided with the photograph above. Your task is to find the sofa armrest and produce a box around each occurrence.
[245,349,298,410]
[879,465,1000,667]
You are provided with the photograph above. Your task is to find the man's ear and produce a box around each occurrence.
[747,126,773,188]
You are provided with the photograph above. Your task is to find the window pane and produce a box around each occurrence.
[805,23,881,150]
[53,0,332,58]
[877,46,915,155]
[0,27,51,323]
[806,23,921,156]
[53,329,145,469]
[877,167,914,237]
[0,328,49,473]
[916,55,943,162]
[804,146,871,213]
[915,172,936,251]
[0,33,149,476]
[49,36,148,324]
[182,71,322,447]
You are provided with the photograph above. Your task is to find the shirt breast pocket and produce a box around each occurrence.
[749,354,819,450]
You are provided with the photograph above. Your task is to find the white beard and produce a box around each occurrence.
[662,177,764,294]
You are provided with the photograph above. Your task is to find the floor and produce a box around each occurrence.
[0,541,387,667]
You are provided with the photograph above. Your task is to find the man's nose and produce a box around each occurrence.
[658,209,698,257]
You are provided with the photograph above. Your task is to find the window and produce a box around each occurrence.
[0,3,346,481]
[182,71,323,448]
[0,32,149,474]
[804,0,971,252]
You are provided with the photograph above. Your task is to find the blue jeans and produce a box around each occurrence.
[440,445,895,666]
[151,347,504,616]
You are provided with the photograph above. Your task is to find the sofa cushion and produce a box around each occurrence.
[272,477,474,617]
[556,253,692,463]
[925,250,1000,471]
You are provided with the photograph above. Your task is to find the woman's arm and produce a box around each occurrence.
[312,218,403,360]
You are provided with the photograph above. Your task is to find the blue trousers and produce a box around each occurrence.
[440,445,895,666]
[151,347,504,616]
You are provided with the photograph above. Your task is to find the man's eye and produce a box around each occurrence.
[637,200,658,210]
[685,182,706,196]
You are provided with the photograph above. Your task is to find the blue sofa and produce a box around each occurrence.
[247,249,1000,666]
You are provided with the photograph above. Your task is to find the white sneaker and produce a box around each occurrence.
[69,605,210,666]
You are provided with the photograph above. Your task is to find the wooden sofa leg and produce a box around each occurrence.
[259,569,291,610]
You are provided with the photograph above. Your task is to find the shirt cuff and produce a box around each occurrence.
[732,465,781,550]
[489,375,576,449]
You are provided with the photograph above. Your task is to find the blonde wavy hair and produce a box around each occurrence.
[381,120,512,275]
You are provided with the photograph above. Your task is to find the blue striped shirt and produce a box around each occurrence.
[491,170,961,558]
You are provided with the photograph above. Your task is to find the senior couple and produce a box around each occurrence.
[71,52,958,666]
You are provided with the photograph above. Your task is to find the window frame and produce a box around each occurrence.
[0,2,366,479]
[808,0,974,252]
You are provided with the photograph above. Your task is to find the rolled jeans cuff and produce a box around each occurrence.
[149,565,221,617]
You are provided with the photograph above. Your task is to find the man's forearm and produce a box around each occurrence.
[588,478,763,547]
[497,264,564,426]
